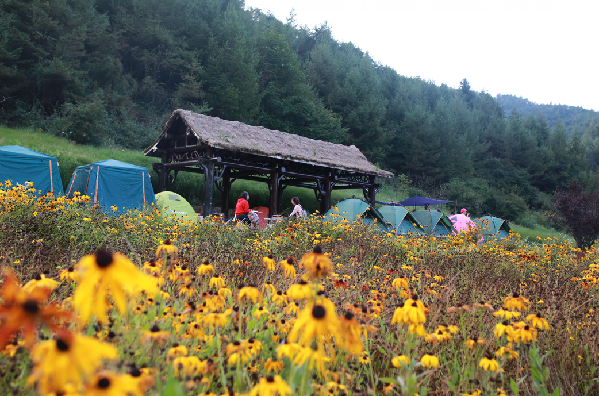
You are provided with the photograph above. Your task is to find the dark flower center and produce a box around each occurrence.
[313,245,323,254]
[512,293,519,298]
[56,338,69,351]
[67,267,74,272]
[150,325,161,332]
[130,368,141,377]
[312,305,326,319]
[266,375,275,383]
[287,258,294,264]
[268,255,273,259]
[23,299,39,314]
[35,274,41,280]
[96,249,114,268]
[181,265,187,271]
[98,378,111,389]
[344,312,354,320]
[164,239,171,245]
[502,321,509,326]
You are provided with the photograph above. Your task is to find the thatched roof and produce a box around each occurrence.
[144,110,393,177]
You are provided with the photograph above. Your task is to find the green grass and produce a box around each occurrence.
[0,127,361,213]
[511,223,574,245]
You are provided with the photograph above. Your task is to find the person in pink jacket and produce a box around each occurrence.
[288,197,305,219]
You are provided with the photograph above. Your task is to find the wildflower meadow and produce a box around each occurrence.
[1,181,598,396]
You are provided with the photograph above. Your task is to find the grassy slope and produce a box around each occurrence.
[0,127,358,213]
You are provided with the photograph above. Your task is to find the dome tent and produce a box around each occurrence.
[411,210,456,237]
[325,198,390,232]
[66,159,155,213]
[378,205,424,236]
[473,216,511,240]
[155,191,197,221]
[0,145,64,196]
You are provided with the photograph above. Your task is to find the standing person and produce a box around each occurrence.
[288,197,305,219]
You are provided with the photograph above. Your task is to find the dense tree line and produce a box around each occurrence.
[0,0,593,220]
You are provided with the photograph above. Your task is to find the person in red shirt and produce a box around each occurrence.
[235,191,251,224]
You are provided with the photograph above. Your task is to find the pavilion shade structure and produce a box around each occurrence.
[144,110,393,217]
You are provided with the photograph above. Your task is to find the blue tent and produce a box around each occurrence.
[73,160,155,213]
[398,195,452,207]
[0,145,64,195]
[378,205,424,236]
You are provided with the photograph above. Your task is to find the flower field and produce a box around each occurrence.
[1,182,598,396]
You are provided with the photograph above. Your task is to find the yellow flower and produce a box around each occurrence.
[479,356,500,371]
[464,336,485,349]
[59,267,78,282]
[22,274,60,293]
[73,249,158,324]
[420,354,439,368]
[209,276,225,289]
[27,330,118,395]
[392,276,409,290]
[141,324,170,344]
[392,355,410,367]
[288,298,339,351]
[494,321,512,338]
[82,371,143,396]
[299,245,333,280]
[263,255,276,271]
[172,356,205,376]
[526,313,550,330]
[504,293,529,311]
[197,260,215,276]
[167,345,188,361]
[155,239,177,258]
[264,358,283,373]
[248,375,292,396]
[239,286,263,303]
[496,346,518,359]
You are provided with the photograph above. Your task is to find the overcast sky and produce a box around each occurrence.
[244,0,599,111]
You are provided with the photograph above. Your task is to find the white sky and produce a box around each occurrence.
[244,0,599,111]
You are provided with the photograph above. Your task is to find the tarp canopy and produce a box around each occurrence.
[378,205,423,236]
[325,199,390,232]
[155,191,197,221]
[398,195,452,207]
[412,210,456,236]
[0,145,64,196]
[65,165,92,198]
[473,216,511,240]
[77,159,155,213]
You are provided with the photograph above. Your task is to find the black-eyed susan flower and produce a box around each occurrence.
[288,298,339,351]
[271,291,288,306]
[21,274,60,293]
[209,276,225,289]
[420,353,439,368]
[82,371,142,396]
[286,279,314,301]
[479,353,500,371]
[59,267,79,282]
[359,351,370,364]
[253,306,270,319]
[73,249,158,324]
[337,312,363,356]
[493,308,521,320]
[264,358,284,374]
[392,276,409,291]
[292,346,330,375]
[27,329,118,395]
[142,260,162,275]
[464,336,485,349]
[504,293,529,311]
[239,285,263,304]
[280,257,297,279]
[167,344,188,361]
[299,245,333,280]
[248,375,292,396]
[262,281,276,295]
[0,269,71,347]
[392,355,410,367]
[496,346,518,359]
[263,255,276,271]
[197,260,215,276]
[141,324,170,344]
[173,356,205,376]
[526,313,550,330]
[179,283,197,298]
[494,321,513,338]
[156,239,177,258]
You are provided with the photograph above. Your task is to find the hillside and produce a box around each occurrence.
[496,94,598,134]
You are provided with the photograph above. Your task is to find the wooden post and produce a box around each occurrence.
[270,168,279,217]
[222,169,230,220]
[320,173,332,214]
[158,166,168,192]
[277,183,285,214]
[366,175,376,205]
[204,161,214,217]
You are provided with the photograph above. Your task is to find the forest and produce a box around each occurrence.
[1,0,598,222]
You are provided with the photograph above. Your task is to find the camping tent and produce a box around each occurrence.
[0,145,64,196]
[66,159,155,213]
[378,205,423,236]
[155,191,197,221]
[65,164,92,198]
[473,216,511,240]
[412,210,456,237]
[325,199,390,232]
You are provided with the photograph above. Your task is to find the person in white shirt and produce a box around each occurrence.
[288,197,305,219]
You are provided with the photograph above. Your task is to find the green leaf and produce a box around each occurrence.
[510,378,520,396]
[164,378,185,396]
[378,377,397,384]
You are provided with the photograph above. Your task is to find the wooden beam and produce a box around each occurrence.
[320,174,332,214]
[222,169,230,220]
[270,168,280,217]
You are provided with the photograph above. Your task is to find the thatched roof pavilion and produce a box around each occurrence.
[145,109,393,217]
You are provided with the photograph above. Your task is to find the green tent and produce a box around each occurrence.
[412,210,456,237]
[0,145,64,196]
[473,216,511,240]
[325,199,390,232]
[155,191,197,221]
[378,206,424,236]
[65,164,92,198]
